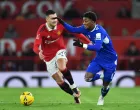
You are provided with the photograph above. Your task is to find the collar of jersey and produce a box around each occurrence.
[90,24,97,32]
[46,23,57,31]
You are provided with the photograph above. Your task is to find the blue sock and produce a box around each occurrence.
[101,86,110,97]
[91,74,100,81]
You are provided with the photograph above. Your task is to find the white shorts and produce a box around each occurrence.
[44,49,67,76]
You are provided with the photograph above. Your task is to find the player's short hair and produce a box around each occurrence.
[46,10,56,17]
[83,11,97,22]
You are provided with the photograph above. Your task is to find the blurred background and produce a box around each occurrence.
[0,0,140,88]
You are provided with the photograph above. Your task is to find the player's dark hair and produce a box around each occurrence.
[46,10,56,16]
[83,11,97,22]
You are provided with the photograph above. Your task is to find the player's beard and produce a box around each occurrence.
[48,23,57,29]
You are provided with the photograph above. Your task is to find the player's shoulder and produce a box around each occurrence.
[57,23,65,30]
[96,24,106,34]
[37,23,46,32]
[96,24,103,31]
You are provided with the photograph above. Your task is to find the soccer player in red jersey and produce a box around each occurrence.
[33,10,90,104]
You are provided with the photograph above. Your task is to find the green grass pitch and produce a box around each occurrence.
[0,87,140,110]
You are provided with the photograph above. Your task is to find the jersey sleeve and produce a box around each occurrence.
[61,24,90,44]
[84,33,104,51]
[33,27,43,54]
[63,22,84,33]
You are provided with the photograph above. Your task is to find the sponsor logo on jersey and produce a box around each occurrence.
[95,33,101,40]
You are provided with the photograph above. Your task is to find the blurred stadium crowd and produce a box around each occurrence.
[0,0,140,72]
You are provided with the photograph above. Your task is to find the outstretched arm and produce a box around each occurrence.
[63,22,84,33]
[61,24,90,44]
[57,17,84,33]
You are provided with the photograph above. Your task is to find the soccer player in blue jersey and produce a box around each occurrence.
[55,11,117,105]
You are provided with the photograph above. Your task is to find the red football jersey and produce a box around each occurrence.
[33,23,90,61]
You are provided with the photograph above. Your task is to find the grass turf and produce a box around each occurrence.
[0,87,140,110]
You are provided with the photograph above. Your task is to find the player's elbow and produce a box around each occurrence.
[95,43,102,51]
[89,44,102,51]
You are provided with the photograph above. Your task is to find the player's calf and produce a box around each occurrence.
[101,80,111,97]
[61,68,74,85]
[101,86,110,97]
[57,58,81,102]
[52,72,73,95]
[57,58,75,86]
[58,64,80,96]
[97,75,113,105]
[57,81,74,95]
[59,68,81,99]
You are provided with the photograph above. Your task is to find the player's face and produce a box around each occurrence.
[83,17,95,30]
[46,13,58,27]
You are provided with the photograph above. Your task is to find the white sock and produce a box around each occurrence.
[70,83,77,89]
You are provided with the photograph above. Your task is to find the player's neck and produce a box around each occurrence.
[47,23,55,29]
[89,24,96,31]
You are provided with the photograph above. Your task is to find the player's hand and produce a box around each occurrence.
[54,17,64,25]
[73,39,83,48]
[39,50,45,60]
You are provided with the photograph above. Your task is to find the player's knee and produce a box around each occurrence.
[52,72,64,85]
[59,66,67,72]
[84,76,92,82]
[85,78,89,82]
[84,72,94,82]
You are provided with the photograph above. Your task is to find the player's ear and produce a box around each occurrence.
[91,21,95,25]
[46,17,48,22]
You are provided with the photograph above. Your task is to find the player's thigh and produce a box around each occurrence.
[103,64,117,85]
[56,49,67,71]
[45,57,59,77]
[85,60,102,78]
[52,71,64,84]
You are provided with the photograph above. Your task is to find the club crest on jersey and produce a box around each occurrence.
[57,31,61,35]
